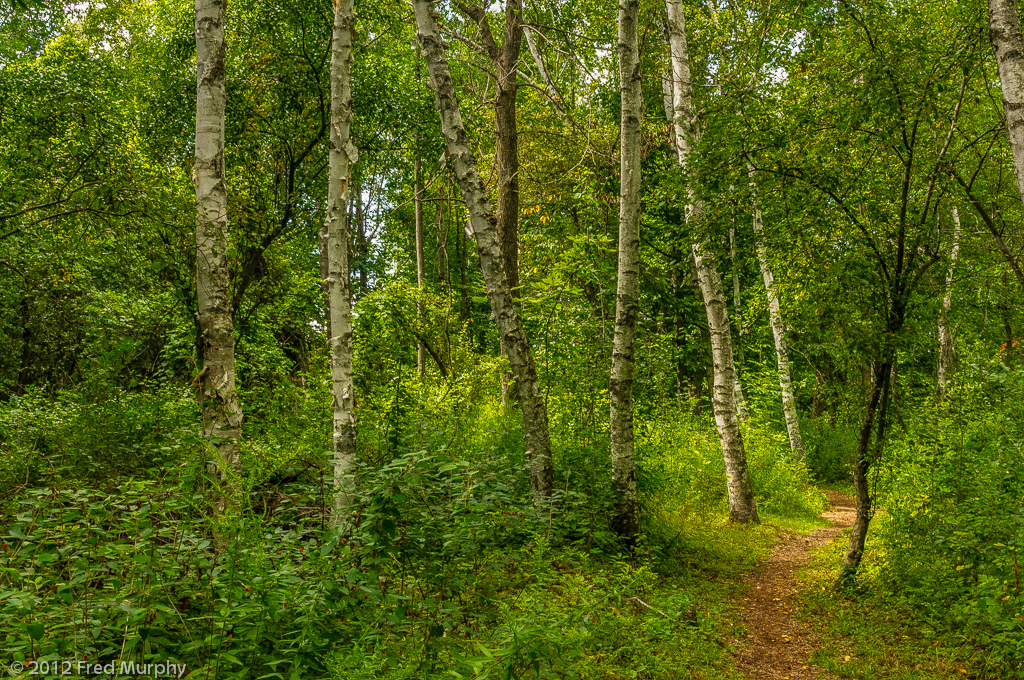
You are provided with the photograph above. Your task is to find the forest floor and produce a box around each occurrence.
[730,489,856,680]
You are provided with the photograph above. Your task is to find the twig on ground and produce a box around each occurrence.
[629,596,670,619]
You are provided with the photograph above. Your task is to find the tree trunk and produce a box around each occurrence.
[838,357,892,587]
[460,215,470,321]
[415,145,426,377]
[937,206,961,401]
[495,7,522,405]
[454,0,523,403]
[692,245,759,523]
[989,0,1024,210]
[609,0,642,542]
[666,0,758,523]
[729,225,748,422]
[414,0,555,503]
[355,184,367,297]
[195,0,242,510]
[661,65,674,123]
[523,26,564,114]
[749,165,805,460]
[326,0,358,517]
[437,192,450,294]
[493,2,522,295]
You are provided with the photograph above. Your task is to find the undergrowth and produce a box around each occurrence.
[0,387,828,679]
[796,518,1004,680]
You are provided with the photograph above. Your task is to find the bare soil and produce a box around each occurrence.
[730,490,857,680]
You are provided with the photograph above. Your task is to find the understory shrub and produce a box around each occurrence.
[0,442,736,679]
[638,412,824,525]
[875,360,1024,669]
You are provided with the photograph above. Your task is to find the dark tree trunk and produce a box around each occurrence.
[414,0,555,503]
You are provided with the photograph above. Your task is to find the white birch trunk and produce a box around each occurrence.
[524,27,564,114]
[609,0,642,541]
[661,66,674,123]
[749,165,805,461]
[937,206,961,401]
[989,0,1024,210]
[326,0,358,517]
[729,225,748,422]
[195,0,242,512]
[413,0,555,502]
[667,0,758,523]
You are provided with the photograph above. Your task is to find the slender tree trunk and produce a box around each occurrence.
[437,195,450,294]
[414,0,555,502]
[415,145,426,377]
[17,295,31,396]
[609,0,642,542]
[692,246,759,522]
[989,0,1024,210]
[838,357,892,587]
[812,367,826,418]
[326,0,358,517]
[729,225,748,422]
[195,0,242,511]
[460,215,469,321]
[493,2,522,295]
[661,65,674,123]
[666,0,758,523]
[356,184,368,297]
[937,206,961,401]
[523,26,564,113]
[749,165,805,460]
[455,0,523,403]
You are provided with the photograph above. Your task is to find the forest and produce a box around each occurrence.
[2,0,1024,677]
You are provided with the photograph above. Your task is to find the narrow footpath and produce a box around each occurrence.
[731,490,857,680]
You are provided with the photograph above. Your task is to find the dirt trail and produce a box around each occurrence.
[731,490,857,680]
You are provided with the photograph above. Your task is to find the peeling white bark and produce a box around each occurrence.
[195,0,242,511]
[610,0,642,541]
[326,0,358,518]
[413,0,555,502]
[667,0,758,523]
[989,0,1024,209]
[749,165,804,461]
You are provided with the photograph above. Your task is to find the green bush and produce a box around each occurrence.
[0,384,195,493]
[874,360,1024,669]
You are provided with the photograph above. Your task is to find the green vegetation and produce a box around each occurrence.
[0,382,811,679]
[4,0,1024,677]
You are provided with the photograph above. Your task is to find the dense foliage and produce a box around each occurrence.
[2,0,1024,677]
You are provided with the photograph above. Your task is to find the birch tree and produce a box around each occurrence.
[454,0,524,403]
[666,0,758,523]
[325,0,358,516]
[728,225,748,422]
[749,165,804,460]
[412,0,555,502]
[989,0,1024,211]
[937,206,961,401]
[195,0,242,510]
[453,0,522,293]
[609,0,642,541]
